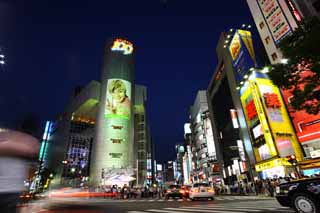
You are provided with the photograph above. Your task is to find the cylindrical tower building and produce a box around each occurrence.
[90,38,135,186]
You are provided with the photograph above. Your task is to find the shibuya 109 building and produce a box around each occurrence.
[89,38,135,186]
[37,38,151,189]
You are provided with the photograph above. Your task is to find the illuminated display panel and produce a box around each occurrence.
[229,29,257,83]
[105,79,131,120]
[111,38,133,55]
[281,71,320,144]
[104,78,131,168]
[252,124,263,139]
[256,0,292,44]
[204,117,216,160]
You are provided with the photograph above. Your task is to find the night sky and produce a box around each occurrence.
[0,0,254,162]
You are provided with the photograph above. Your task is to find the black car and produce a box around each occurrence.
[276,177,320,213]
[165,184,183,199]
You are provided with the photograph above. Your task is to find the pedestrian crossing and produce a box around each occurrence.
[122,195,272,202]
[127,201,294,213]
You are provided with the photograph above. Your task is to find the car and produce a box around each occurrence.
[182,185,192,198]
[276,177,320,213]
[189,182,215,200]
[165,184,183,199]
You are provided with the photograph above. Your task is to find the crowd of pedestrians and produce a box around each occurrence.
[213,177,296,197]
[99,184,165,199]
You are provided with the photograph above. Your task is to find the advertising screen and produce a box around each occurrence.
[257,0,292,44]
[204,117,217,160]
[104,78,131,168]
[229,29,258,83]
[281,71,320,143]
[252,124,263,139]
[105,79,131,120]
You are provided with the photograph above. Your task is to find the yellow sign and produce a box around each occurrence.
[238,30,256,63]
[229,33,241,61]
[255,158,291,172]
[111,38,133,55]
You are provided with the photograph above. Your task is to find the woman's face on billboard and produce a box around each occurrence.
[112,88,126,102]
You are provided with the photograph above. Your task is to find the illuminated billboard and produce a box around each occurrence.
[204,116,217,160]
[240,74,304,163]
[104,78,131,168]
[282,71,320,144]
[105,79,131,120]
[111,38,133,55]
[256,0,292,44]
[229,29,258,83]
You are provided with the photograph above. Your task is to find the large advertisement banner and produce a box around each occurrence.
[104,79,131,168]
[281,71,320,143]
[255,77,303,160]
[257,0,292,44]
[105,79,131,120]
[229,29,258,83]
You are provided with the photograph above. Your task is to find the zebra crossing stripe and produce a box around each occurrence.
[165,207,245,213]
[182,206,262,212]
[145,209,182,213]
[127,211,146,213]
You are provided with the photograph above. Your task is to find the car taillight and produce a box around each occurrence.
[207,189,214,193]
[167,190,171,193]
[185,190,189,193]
[179,190,185,193]
[192,189,199,193]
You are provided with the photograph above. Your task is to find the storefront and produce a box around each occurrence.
[255,158,292,179]
[299,158,320,176]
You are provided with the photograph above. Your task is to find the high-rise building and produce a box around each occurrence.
[246,0,301,64]
[90,38,135,186]
[134,85,153,186]
[189,91,220,183]
[247,1,320,176]
[208,28,305,181]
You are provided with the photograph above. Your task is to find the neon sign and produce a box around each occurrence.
[111,38,133,55]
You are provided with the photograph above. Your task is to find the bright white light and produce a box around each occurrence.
[0,55,4,58]
[229,29,233,32]
[227,35,231,39]
[249,67,255,71]
[240,81,244,85]
[281,58,289,64]
[248,25,252,28]
[0,61,4,65]
[236,86,240,90]
[249,71,256,80]
[242,24,246,28]
[261,67,269,73]
[243,74,249,79]
[224,40,229,44]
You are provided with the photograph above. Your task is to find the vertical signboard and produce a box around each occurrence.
[204,116,217,160]
[229,29,258,83]
[256,0,292,44]
[104,78,131,168]
[255,77,302,160]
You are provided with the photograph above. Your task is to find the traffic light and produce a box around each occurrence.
[287,155,298,166]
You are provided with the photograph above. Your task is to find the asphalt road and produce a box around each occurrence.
[20,196,295,213]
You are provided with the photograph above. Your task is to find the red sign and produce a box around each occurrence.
[264,93,281,108]
[282,70,320,143]
[246,99,258,120]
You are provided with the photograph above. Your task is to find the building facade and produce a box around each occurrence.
[90,38,135,186]
[246,0,300,64]
[247,1,320,176]
[189,91,221,184]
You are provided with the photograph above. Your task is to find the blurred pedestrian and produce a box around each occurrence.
[0,124,40,213]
